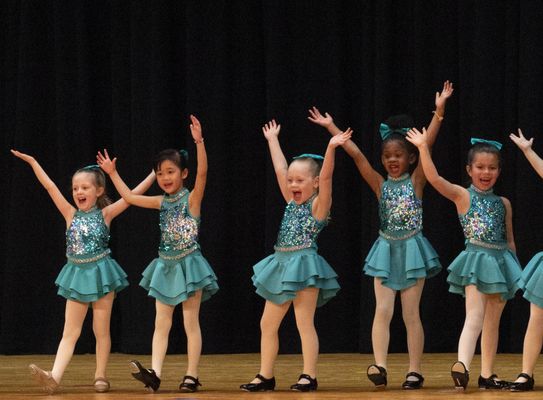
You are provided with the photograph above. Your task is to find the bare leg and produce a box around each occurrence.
[516,303,543,382]
[480,294,506,378]
[182,290,203,379]
[293,287,319,382]
[457,285,487,370]
[92,292,115,380]
[251,300,290,383]
[372,278,396,368]
[51,299,89,382]
[400,279,425,376]
[151,300,175,377]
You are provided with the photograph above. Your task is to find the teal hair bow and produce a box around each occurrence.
[470,138,502,150]
[292,153,324,161]
[379,123,410,140]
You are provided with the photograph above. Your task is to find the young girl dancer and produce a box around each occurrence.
[308,81,453,389]
[507,128,543,391]
[240,119,350,392]
[11,150,155,394]
[97,115,218,393]
[407,128,522,390]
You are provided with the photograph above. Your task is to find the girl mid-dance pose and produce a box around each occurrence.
[240,119,350,392]
[407,128,521,390]
[97,115,218,393]
[12,150,154,394]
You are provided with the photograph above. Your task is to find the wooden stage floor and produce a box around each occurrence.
[0,353,541,399]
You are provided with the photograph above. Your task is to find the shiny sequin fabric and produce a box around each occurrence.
[159,188,200,253]
[459,185,506,244]
[66,207,109,257]
[379,174,422,237]
[274,196,326,251]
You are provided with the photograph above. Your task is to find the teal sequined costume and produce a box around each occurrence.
[447,185,521,300]
[252,195,340,307]
[364,174,441,290]
[139,188,218,305]
[55,207,128,302]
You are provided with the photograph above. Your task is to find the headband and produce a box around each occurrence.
[292,153,324,161]
[379,123,410,141]
[81,164,100,171]
[470,138,502,151]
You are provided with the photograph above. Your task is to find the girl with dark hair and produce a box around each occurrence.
[407,128,521,391]
[97,115,218,393]
[11,150,155,394]
[309,81,453,390]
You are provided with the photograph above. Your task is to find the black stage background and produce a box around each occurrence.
[2,1,543,356]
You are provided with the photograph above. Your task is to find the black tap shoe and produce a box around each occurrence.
[240,374,276,392]
[129,360,161,392]
[509,373,534,392]
[290,374,318,392]
[402,371,424,389]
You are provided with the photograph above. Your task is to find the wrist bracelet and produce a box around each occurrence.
[194,138,204,144]
[432,110,444,121]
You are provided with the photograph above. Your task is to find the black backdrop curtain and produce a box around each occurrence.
[2,0,543,355]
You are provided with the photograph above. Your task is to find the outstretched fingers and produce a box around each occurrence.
[96,149,117,174]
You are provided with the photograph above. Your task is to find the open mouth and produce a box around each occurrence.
[293,191,302,202]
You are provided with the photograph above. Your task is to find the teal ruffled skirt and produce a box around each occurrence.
[55,255,129,302]
[140,249,219,306]
[447,243,521,300]
[251,248,340,307]
[519,252,543,308]
[363,232,441,290]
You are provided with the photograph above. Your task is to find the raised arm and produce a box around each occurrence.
[308,107,383,197]
[11,150,75,221]
[188,115,207,217]
[412,81,454,185]
[102,170,156,224]
[510,128,543,178]
[406,128,469,212]
[262,119,290,202]
[312,129,352,221]
[97,149,162,210]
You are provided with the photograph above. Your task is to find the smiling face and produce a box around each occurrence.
[466,151,501,191]
[156,159,188,194]
[287,160,319,204]
[381,139,416,178]
[72,172,104,211]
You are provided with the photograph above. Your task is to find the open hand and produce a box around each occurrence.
[308,106,333,128]
[11,149,36,164]
[435,80,454,110]
[189,115,203,142]
[406,127,428,147]
[329,128,353,147]
[262,119,281,140]
[96,149,117,174]
[509,128,533,152]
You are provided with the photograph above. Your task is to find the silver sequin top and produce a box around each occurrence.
[159,188,200,253]
[274,195,327,251]
[379,174,422,238]
[66,207,109,257]
[459,185,506,244]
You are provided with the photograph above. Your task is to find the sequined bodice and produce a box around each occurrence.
[274,196,326,251]
[379,174,422,236]
[459,186,506,244]
[66,207,109,256]
[159,188,199,253]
